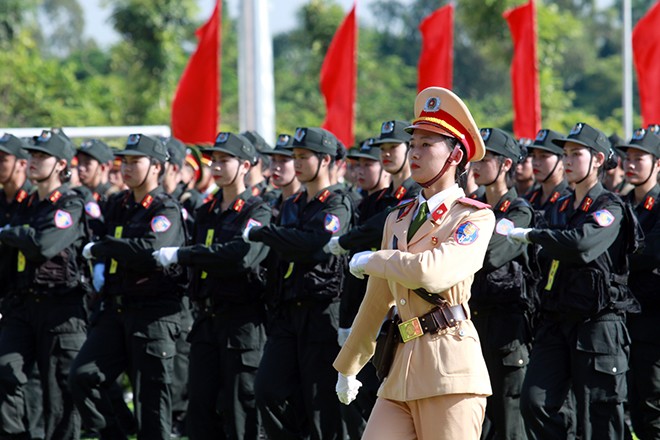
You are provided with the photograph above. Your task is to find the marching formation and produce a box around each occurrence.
[0,86,658,440]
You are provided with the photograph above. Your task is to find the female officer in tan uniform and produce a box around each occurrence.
[333,87,495,439]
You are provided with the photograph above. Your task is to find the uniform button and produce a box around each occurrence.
[458,330,465,337]
[473,311,478,316]
[399,299,406,306]
[518,359,524,365]
[612,367,617,373]
[162,352,167,357]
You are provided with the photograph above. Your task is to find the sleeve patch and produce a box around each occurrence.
[495,218,514,236]
[84,201,102,219]
[455,221,479,245]
[324,213,341,233]
[593,209,615,227]
[246,218,262,228]
[150,215,172,233]
[54,210,73,229]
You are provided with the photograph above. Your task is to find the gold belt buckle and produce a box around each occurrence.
[398,317,424,343]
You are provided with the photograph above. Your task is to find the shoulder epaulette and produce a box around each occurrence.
[457,197,491,210]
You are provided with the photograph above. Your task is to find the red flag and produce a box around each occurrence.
[171,0,221,143]
[503,0,541,139]
[417,5,454,91]
[321,4,357,148]
[633,1,660,126]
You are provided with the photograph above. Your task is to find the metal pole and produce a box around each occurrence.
[623,0,633,139]
[238,0,276,143]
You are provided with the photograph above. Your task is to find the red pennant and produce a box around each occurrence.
[417,5,454,91]
[320,4,358,148]
[171,0,221,143]
[503,0,541,139]
[633,1,660,126]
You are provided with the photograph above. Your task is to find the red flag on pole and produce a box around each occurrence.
[633,1,660,126]
[171,0,221,143]
[503,0,541,139]
[417,4,454,91]
[320,4,357,148]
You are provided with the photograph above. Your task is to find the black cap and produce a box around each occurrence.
[350,138,381,160]
[24,130,76,164]
[78,139,114,163]
[165,137,186,167]
[480,128,522,162]
[528,129,564,155]
[616,127,660,157]
[291,127,338,155]
[241,130,272,155]
[552,122,611,154]
[203,132,258,163]
[0,133,29,159]
[116,134,169,163]
[373,120,412,145]
[262,134,293,157]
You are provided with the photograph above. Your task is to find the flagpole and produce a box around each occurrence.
[623,0,633,139]
[238,0,275,142]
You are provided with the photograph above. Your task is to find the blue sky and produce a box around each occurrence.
[82,0,379,47]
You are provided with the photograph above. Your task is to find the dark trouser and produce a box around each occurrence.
[255,300,344,440]
[521,313,629,440]
[68,298,181,440]
[473,311,529,440]
[171,296,192,434]
[186,302,265,440]
[627,313,660,440]
[339,361,379,440]
[0,294,87,440]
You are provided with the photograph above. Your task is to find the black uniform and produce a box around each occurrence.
[0,186,88,439]
[524,181,571,223]
[252,185,352,440]
[178,189,271,440]
[520,182,638,440]
[470,188,534,439]
[69,187,186,440]
[625,185,660,439]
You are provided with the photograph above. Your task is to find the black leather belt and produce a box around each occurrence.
[398,304,467,343]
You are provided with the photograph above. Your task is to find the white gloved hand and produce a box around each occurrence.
[336,373,362,405]
[242,223,258,242]
[337,327,351,347]
[349,251,374,279]
[92,263,105,292]
[507,227,532,244]
[327,236,349,256]
[82,242,95,260]
[153,247,179,267]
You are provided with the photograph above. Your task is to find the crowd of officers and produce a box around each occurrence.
[0,115,657,440]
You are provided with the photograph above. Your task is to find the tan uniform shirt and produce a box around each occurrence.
[334,185,495,401]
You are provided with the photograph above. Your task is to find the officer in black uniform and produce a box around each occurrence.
[248,127,353,440]
[0,134,31,225]
[327,138,391,439]
[617,128,660,439]
[76,139,115,203]
[242,130,273,200]
[155,132,272,440]
[69,134,186,440]
[509,122,639,440]
[0,130,88,440]
[525,129,571,220]
[469,128,534,439]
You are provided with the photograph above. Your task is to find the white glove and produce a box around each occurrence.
[153,247,179,267]
[336,373,362,405]
[242,223,258,242]
[507,227,532,244]
[92,263,105,292]
[327,236,349,256]
[349,250,374,279]
[337,327,351,347]
[82,242,95,260]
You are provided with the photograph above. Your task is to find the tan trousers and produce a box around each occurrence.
[362,394,487,440]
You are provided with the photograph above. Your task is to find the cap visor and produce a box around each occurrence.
[350,152,380,160]
[552,138,591,149]
[405,122,455,139]
[616,143,657,155]
[528,145,563,155]
[201,146,238,158]
[114,149,147,157]
[23,145,53,156]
